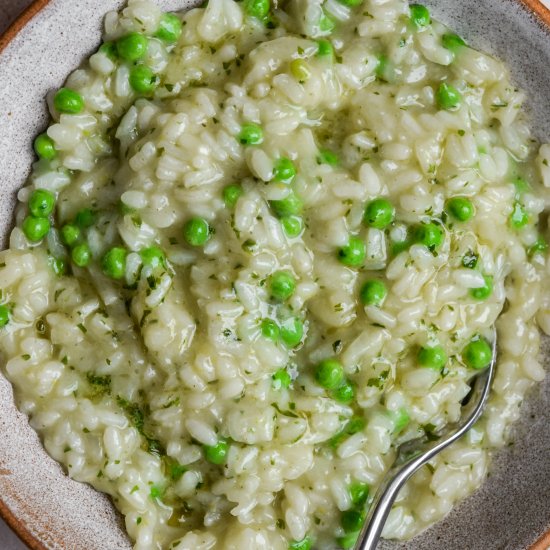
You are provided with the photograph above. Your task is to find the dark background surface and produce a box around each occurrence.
[1,0,34,35]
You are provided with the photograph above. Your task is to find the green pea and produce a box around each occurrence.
[61,224,81,247]
[28,189,55,218]
[238,123,264,146]
[436,83,462,110]
[509,201,529,228]
[413,222,444,250]
[50,257,67,277]
[54,88,84,115]
[34,134,57,160]
[470,275,493,301]
[345,416,365,434]
[281,216,303,238]
[22,216,50,242]
[315,358,344,390]
[269,271,296,301]
[317,39,334,58]
[338,237,366,267]
[391,239,411,256]
[223,184,243,209]
[243,0,270,19]
[332,381,355,403]
[0,305,9,328]
[280,317,304,348]
[155,13,183,43]
[71,243,91,267]
[529,237,548,257]
[418,345,447,369]
[270,192,303,217]
[272,368,291,390]
[317,149,339,166]
[329,431,349,449]
[410,4,431,29]
[116,32,149,62]
[140,246,165,269]
[204,439,229,465]
[99,41,118,60]
[363,198,395,229]
[290,59,311,83]
[337,532,360,550]
[76,208,96,228]
[442,33,466,52]
[289,536,312,550]
[391,407,410,433]
[183,217,211,247]
[462,338,492,370]
[129,65,158,95]
[261,318,280,341]
[341,509,365,533]
[101,247,127,279]
[273,157,296,183]
[329,418,359,450]
[446,197,474,222]
[360,280,387,307]
[319,12,335,33]
[349,482,369,507]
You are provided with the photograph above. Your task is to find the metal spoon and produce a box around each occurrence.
[354,332,497,550]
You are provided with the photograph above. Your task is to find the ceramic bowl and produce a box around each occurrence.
[0,1,550,548]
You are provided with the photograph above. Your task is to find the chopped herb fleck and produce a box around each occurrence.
[367,369,390,389]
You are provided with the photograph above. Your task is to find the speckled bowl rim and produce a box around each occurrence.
[1,1,550,549]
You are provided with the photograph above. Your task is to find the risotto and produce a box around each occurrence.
[1,0,550,548]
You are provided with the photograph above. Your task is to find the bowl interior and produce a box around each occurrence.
[0,1,549,549]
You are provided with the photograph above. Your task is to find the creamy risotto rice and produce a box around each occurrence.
[1,0,550,548]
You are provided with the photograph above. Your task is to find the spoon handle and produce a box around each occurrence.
[355,335,496,550]
[355,469,405,550]
[356,447,429,550]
